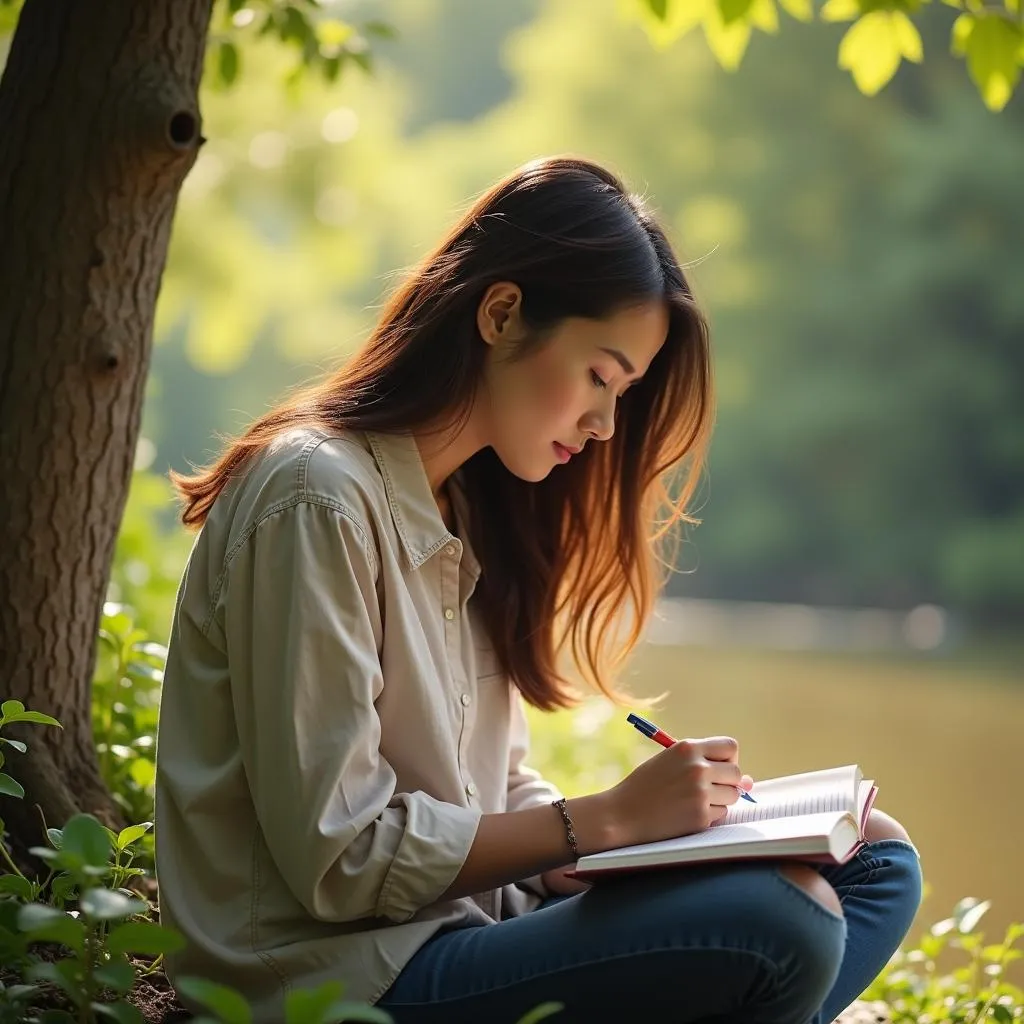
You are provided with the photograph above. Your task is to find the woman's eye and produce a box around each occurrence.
[590,370,607,389]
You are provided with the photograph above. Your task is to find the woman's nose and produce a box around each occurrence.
[581,404,615,443]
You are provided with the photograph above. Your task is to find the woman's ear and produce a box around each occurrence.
[477,281,522,347]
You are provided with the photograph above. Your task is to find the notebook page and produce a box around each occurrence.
[718,765,860,827]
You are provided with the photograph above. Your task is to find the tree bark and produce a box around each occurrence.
[0,0,213,856]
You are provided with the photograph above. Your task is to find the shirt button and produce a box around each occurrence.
[445,544,456,557]
[460,693,471,706]
[465,782,478,797]
[444,608,455,621]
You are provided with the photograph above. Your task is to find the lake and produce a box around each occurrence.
[620,642,1024,977]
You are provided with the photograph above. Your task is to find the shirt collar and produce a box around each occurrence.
[367,431,478,575]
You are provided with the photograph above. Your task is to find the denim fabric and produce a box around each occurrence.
[378,839,922,1024]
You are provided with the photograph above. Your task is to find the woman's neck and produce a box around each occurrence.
[414,409,487,524]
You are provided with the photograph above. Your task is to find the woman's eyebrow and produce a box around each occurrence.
[599,346,636,376]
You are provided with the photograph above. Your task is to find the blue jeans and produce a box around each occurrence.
[379,840,921,1024]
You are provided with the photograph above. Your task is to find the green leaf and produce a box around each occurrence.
[838,11,915,95]
[702,3,752,69]
[0,874,33,900]
[93,955,136,994]
[92,1002,143,1024]
[27,846,61,864]
[514,1004,566,1024]
[37,1010,78,1023]
[777,0,813,21]
[323,55,343,83]
[176,977,253,1024]
[281,6,312,45]
[218,40,240,86]
[957,896,992,932]
[6,711,63,728]
[129,757,156,788]
[285,981,345,1024]
[951,12,974,55]
[133,641,168,660]
[17,904,85,953]
[60,814,112,867]
[98,629,120,653]
[2,983,38,1000]
[0,737,27,753]
[316,19,355,51]
[116,821,153,850]
[821,0,860,22]
[18,902,69,928]
[963,14,1022,111]
[891,10,923,63]
[107,920,186,957]
[49,873,77,903]
[718,0,755,25]
[79,887,147,921]
[0,773,24,798]
[285,983,396,1024]
[1,700,26,719]
[750,0,780,32]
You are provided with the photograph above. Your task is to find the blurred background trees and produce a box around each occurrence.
[144,0,1023,634]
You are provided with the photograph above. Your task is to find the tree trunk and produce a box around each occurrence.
[0,0,212,856]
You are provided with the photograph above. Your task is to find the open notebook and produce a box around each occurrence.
[570,764,878,880]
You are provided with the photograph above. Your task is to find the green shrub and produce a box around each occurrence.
[0,703,182,1024]
[863,896,1023,1022]
[92,603,164,834]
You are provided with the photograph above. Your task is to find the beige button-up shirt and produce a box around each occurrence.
[155,428,563,1020]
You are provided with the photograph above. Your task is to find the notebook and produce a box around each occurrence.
[569,764,878,880]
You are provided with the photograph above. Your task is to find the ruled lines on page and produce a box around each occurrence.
[719,765,859,827]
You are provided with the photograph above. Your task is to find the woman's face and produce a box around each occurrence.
[478,285,668,482]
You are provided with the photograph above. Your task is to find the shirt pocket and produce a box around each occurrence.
[472,643,505,682]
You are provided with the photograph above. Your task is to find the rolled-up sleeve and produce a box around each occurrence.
[222,499,481,924]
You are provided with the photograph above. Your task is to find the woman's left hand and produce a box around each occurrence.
[540,864,592,896]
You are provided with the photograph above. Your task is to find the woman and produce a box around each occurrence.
[157,156,921,1023]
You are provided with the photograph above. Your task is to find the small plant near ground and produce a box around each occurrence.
[863,896,1023,1022]
[0,702,182,1024]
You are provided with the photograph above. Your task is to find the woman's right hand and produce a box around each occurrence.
[603,736,754,848]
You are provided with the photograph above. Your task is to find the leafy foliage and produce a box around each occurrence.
[92,602,164,831]
[207,0,395,90]
[633,0,1024,110]
[863,897,1024,1021]
[0,710,181,1024]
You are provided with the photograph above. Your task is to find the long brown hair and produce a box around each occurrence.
[171,156,713,711]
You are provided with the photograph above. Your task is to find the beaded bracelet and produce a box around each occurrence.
[552,797,579,859]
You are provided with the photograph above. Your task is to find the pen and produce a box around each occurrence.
[626,713,757,803]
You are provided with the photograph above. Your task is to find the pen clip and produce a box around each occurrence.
[626,713,657,738]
